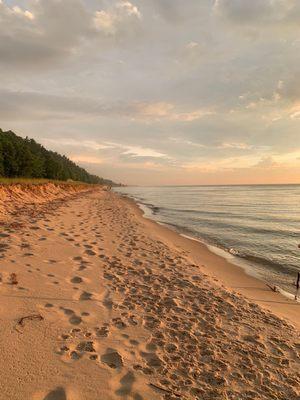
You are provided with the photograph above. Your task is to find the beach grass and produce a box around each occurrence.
[0,177,96,186]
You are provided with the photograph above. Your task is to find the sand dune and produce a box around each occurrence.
[0,188,298,399]
[0,182,95,224]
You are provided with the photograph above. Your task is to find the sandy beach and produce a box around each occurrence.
[0,186,299,400]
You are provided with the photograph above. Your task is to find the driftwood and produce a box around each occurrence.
[15,314,44,333]
[266,283,278,292]
[149,383,181,397]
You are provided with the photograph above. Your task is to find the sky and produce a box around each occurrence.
[1,0,300,185]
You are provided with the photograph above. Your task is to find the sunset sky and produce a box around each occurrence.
[1,0,300,185]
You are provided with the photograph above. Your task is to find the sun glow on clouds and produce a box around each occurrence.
[2,0,300,184]
[135,102,214,122]
[42,137,169,169]
[70,155,104,165]
[12,6,34,20]
[0,1,34,19]
[101,141,169,159]
[94,11,116,34]
[118,1,141,19]
[121,145,167,158]
[41,138,113,151]
[289,103,300,119]
[94,0,141,34]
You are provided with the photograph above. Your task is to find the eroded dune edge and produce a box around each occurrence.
[0,188,299,400]
[0,182,97,224]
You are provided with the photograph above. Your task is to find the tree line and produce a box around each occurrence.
[0,129,116,185]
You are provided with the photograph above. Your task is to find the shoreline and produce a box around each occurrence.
[120,193,300,331]
[0,188,299,399]
[181,233,300,303]
[122,193,300,296]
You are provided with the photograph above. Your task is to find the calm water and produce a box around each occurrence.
[114,185,300,295]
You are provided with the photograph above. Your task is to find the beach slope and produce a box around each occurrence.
[0,188,299,400]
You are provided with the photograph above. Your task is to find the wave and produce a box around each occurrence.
[157,206,300,224]
[115,186,300,295]
[166,215,299,239]
[138,201,160,214]
[134,200,298,273]
[229,249,296,274]
[151,215,298,278]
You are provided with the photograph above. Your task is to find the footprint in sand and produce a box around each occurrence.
[101,348,123,369]
[43,387,66,400]
[70,276,83,284]
[69,315,82,325]
[23,252,34,257]
[79,291,93,301]
[115,371,136,397]
[60,307,74,316]
[140,351,163,369]
[81,311,90,317]
[76,341,96,353]
[95,326,109,338]
[85,249,96,256]
[112,317,127,330]
[103,291,113,310]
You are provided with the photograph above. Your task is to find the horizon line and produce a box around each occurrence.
[119,182,300,188]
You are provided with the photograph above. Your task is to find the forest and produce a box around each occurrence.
[0,129,115,185]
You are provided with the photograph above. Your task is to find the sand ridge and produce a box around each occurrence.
[0,182,96,224]
[0,189,299,399]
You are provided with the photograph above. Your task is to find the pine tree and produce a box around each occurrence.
[0,129,116,185]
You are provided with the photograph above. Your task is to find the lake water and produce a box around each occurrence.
[114,185,300,297]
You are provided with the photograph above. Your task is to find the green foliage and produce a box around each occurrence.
[0,129,115,185]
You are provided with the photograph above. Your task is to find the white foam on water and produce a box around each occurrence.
[118,189,300,304]
[180,234,300,303]
[180,233,262,280]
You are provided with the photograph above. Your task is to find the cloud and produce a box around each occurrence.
[11,5,34,19]
[186,41,199,50]
[40,136,170,167]
[70,155,104,165]
[94,0,141,35]
[219,142,253,150]
[42,138,113,151]
[0,1,35,19]
[1,0,300,184]
[213,0,300,28]
[118,1,141,19]
[0,0,142,69]
[134,102,214,122]
[276,74,300,102]
[0,0,93,68]
[213,0,275,23]
[121,145,167,158]
[0,90,214,123]
[254,156,279,168]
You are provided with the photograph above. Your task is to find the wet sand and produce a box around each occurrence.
[0,188,299,399]
[124,196,300,331]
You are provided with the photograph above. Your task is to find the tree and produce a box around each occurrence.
[0,129,116,185]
